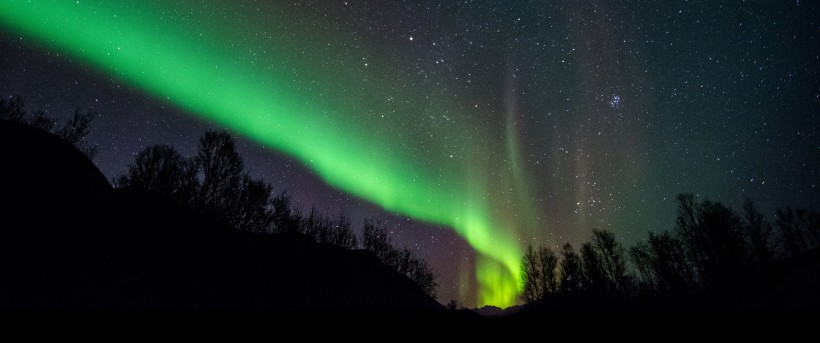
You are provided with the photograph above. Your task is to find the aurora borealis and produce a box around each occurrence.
[1,1,817,307]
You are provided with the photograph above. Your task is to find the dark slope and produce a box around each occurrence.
[0,120,442,310]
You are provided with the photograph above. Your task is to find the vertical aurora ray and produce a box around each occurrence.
[0,1,527,306]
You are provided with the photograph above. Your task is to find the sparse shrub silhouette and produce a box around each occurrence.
[27,109,56,132]
[362,219,437,298]
[112,128,438,297]
[299,207,358,249]
[1,96,97,159]
[0,96,26,122]
[56,107,98,159]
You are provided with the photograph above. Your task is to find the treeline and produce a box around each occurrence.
[113,129,438,298]
[520,194,820,307]
[362,219,438,298]
[1,96,437,299]
[0,96,97,158]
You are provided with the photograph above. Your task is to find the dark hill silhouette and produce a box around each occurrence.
[0,120,442,310]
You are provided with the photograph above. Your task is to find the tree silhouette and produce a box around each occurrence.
[56,107,97,159]
[0,96,26,122]
[520,245,541,303]
[303,206,328,240]
[363,218,393,261]
[114,144,193,196]
[559,242,583,294]
[810,211,820,250]
[591,230,630,294]
[114,131,276,233]
[271,191,298,234]
[511,192,819,309]
[580,242,606,294]
[6,100,443,302]
[395,248,414,277]
[1,97,97,159]
[445,299,462,310]
[775,207,819,256]
[743,198,773,271]
[194,130,244,219]
[675,194,750,291]
[520,244,560,302]
[301,208,358,249]
[27,109,55,132]
[409,257,438,299]
[362,219,437,298]
[629,240,654,294]
[328,214,358,249]
[629,231,692,296]
[538,246,559,295]
[229,173,274,233]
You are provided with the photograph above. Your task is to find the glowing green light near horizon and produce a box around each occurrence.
[0,1,532,307]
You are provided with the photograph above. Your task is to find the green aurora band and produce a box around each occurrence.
[0,1,535,306]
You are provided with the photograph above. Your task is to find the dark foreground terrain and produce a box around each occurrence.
[1,119,818,316]
[0,121,442,311]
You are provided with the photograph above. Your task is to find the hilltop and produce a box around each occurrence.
[0,120,442,310]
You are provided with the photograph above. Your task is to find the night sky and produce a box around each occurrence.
[1,1,818,307]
